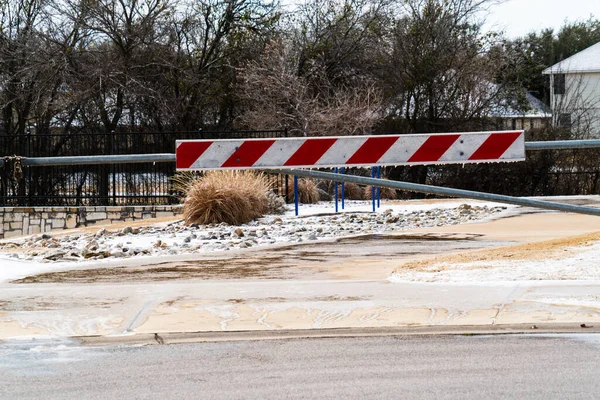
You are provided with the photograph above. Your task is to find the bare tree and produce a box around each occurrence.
[381,0,513,133]
[236,40,382,136]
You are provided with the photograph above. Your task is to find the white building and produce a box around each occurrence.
[543,41,600,137]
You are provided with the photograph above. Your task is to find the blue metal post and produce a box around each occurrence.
[294,175,299,216]
[334,167,339,213]
[371,167,376,212]
[377,166,381,208]
[341,167,345,210]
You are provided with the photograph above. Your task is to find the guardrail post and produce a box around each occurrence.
[294,175,299,216]
[341,167,345,210]
[377,166,381,208]
[334,167,339,213]
[371,167,376,212]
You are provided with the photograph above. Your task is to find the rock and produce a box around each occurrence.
[83,251,99,259]
[234,228,244,237]
[95,228,108,237]
[85,240,99,250]
[44,251,66,261]
[121,226,133,235]
[307,233,317,241]
[41,233,52,239]
[184,236,192,243]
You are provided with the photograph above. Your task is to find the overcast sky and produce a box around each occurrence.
[483,0,599,38]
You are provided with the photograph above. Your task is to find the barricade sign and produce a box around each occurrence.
[176,130,525,170]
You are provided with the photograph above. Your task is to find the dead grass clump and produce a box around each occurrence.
[340,182,364,200]
[287,178,320,203]
[363,185,397,200]
[182,171,271,225]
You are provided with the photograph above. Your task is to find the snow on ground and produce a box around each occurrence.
[0,200,512,283]
[389,240,600,284]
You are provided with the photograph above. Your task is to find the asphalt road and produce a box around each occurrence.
[2,334,600,399]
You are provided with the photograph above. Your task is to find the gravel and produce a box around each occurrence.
[0,203,508,263]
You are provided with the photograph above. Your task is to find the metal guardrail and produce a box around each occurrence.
[3,139,600,169]
[266,169,600,217]
[525,139,600,150]
[3,139,600,215]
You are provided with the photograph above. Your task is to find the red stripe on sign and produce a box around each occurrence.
[284,138,337,166]
[408,135,460,163]
[221,140,276,168]
[176,142,212,169]
[468,131,522,160]
[346,137,399,165]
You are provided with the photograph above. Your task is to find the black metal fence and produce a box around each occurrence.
[0,130,290,206]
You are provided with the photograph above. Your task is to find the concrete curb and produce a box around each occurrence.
[78,323,600,347]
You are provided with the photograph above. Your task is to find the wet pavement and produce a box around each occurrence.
[7,233,513,284]
[1,207,600,339]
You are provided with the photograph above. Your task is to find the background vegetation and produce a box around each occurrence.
[1,0,600,198]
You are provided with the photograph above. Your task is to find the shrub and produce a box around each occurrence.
[363,185,397,200]
[339,182,364,200]
[287,178,320,203]
[179,170,272,225]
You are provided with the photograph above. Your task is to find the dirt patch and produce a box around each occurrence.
[11,257,326,284]
[220,295,370,305]
[337,233,482,243]
[0,296,127,311]
[395,231,600,273]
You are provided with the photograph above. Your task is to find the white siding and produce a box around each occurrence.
[551,72,600,137]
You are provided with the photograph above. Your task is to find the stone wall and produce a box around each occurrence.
[0,205,182,239]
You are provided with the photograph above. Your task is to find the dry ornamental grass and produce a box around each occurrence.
[339,182,364,200]
[174,171,274,225]
[363,185,397,200]
[287,178,320,203]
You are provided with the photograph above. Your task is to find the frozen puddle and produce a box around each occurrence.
[7,233,510,284]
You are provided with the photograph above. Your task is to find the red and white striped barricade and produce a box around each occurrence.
[176,131,525,170]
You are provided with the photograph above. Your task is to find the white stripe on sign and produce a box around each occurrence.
[318,137,368,166]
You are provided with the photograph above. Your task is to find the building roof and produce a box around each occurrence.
[489,92,550,119]
[543,41,600,75]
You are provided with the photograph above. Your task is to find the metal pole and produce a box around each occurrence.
[370,167,376,212]
[20,153,176,166]
[341,167,345,210]
[265,168,600,217]
[294,175,299,216]
[525,140,600,150]
[334,167,339,213]
[377,166,381,208]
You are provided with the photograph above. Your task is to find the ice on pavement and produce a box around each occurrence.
[0,200,512,283]
[390,240,600,284]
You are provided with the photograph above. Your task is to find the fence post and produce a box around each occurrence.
[111,130,116,206]
[26,129,32,206]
